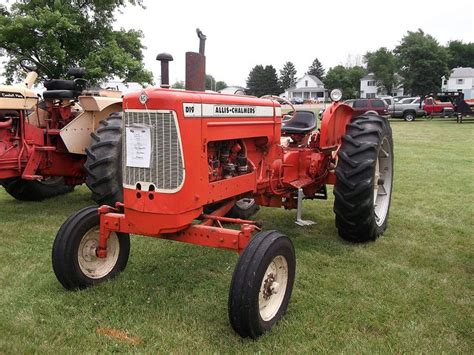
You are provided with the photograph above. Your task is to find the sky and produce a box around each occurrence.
[114,0,474,87]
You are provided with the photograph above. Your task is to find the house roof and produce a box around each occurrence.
[449,67,474,78]
[306,74,324,86]
[361,73,376,81]
[287,87,325,93]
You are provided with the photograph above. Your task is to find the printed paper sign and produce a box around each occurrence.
[126,126,151,168]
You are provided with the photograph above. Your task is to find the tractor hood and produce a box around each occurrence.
[0,84,38,110]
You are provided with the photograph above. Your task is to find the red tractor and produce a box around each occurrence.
[52,31,394,338]
[0,60,124,204]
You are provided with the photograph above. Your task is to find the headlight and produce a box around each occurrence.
[330,89,342,102]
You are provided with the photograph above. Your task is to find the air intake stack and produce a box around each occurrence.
[156,53,173,88]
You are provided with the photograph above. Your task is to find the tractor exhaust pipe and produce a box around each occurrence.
[156,53,173,88]
[185,28,206,92]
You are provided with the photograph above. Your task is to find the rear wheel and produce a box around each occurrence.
[0,176,74,201]
[228,230,295,338]
[52,206,130,289]
[333,115,394,242]
[403,111,415,122]
[84,113,123,206]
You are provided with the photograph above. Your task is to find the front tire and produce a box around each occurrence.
[84,113,123,206]
[0,177,74,201]
[333,115,394,243]
[52,206,130,289]
[228,230,295,338]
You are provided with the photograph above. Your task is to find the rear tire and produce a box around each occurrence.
[84,113,123,206]
[52,206,130,290]
[228,230,295,338]
[403,111,415,122]
[0,177,74,201]
[333,115,394,242]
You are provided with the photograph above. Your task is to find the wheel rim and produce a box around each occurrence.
[235,198,255,211]
[405,114,414,121]
[259,255,288,321]
[373,137,393,227]
[78,227,120,279]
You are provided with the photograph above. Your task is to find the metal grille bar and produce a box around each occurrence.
[123,110,184,191]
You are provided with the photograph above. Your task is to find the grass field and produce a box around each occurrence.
[0,118,472,353]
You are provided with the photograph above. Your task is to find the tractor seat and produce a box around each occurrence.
[43,90,77,100]
[44,79,75,91]
[281,110,317,134]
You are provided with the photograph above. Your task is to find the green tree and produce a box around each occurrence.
[205,75,227,91]
[324,65,366,99]
[0,0,152,84]
[279,61,297,90]
[395,29,449,95]
[216,81,227,91]
[307,58,325,79]
[172,80,185,89]
[446,40,474,68]
[364,47,400,95]
[246,65,281,97]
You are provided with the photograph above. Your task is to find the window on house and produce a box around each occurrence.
[367,80,376,86]
[457,79,464,85]
[443,79,448,85]
[305,80,308,87]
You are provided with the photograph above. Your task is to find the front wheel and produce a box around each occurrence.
[333,115,394,242]
[52,206,130,290]
[228,230,295,338]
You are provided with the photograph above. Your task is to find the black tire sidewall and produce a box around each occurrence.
[229,231,296,338]
[250,238,296,334]
[334,115,394,242]
[53,207,130,289]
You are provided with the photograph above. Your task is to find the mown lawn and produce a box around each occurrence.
[0,118,472,353]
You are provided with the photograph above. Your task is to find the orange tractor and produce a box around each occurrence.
[52,31,394,338]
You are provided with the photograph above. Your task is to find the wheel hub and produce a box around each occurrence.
[78,227,120,279]
[373,137,393,227]
[259,255,289,321]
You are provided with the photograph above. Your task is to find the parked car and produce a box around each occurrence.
[422,96,454,117]
[290,97,304,104]
[343,98,389,118]
[387,97,426,121]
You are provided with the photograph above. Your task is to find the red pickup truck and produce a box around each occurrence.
[423,97,454,116]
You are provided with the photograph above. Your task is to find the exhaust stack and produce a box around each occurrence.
[185,28,206,92]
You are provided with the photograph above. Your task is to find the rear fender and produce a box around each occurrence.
[60,96,123,155]
[319,102,353,150]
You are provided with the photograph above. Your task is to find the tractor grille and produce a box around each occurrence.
[123,110,184,191]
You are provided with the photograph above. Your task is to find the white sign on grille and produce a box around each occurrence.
[126,126,151,168]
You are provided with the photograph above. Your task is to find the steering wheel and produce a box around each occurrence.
[20,59,37,72]
[260,95,296,121]
[19,58,54,79]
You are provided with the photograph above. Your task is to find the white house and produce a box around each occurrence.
[360,73,404,98]
[441,67,474,99]
[282,74,325,101]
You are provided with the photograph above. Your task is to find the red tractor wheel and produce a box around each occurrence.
[0,177,74,201]
[228,230,295,338]
[333,115,394,242]
[84,113,123,206]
